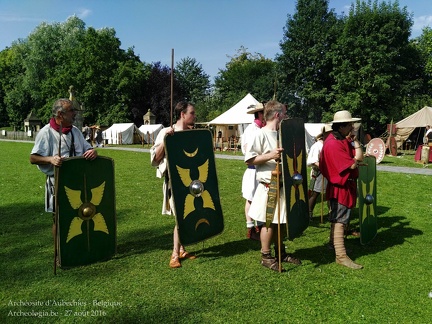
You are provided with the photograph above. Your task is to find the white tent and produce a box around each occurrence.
[207,93,259,139]
[396,106,432,146]
[103,123,143,145]
[304,123,326,152]
[138,124,163,144]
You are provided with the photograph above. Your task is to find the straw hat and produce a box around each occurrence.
[316,124,333,140]
[247,102,264,114]
[332,110,361,123]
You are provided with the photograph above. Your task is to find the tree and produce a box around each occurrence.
[0,16,151,128]
[277,0,341,122]
[330,0,416,135]
[175,57,211,122]
[214,47,276,113]
[141,62,184,126]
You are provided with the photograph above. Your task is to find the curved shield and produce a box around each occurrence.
[56,156,116,267]
[280,118,309,240]
[165,129,224,245]
[366,138,385,164]
[358,155,378,245]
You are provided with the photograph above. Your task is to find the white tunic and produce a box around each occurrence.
[306,139,327,193]
[244,128,286,224]
[150,127,176,216]
[241,122,260,201]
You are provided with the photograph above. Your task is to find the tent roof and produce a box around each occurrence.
[208,93,259,125]
[104,123,136,132]
[139,124,163,132]
[396,106,432,128]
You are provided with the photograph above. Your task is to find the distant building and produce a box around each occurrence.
[24,110,42,133]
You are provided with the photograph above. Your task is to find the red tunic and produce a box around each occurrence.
[320,133,358,208]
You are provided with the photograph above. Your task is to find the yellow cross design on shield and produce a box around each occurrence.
[360,177,376,224]
[175,147,215,230]
[64,177,109,249]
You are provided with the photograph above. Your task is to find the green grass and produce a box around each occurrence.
[1,141,431,323]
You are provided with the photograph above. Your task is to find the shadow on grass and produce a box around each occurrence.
[115,225,174,258]
[190,238,260,260]
[292,205,423,268]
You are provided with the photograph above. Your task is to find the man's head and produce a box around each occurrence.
[331,110,360,137]
[52,99,76,127]
[174,101,196,128]
[247,102,266,125]
[264,100,286,122]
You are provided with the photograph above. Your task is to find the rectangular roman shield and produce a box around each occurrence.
[56,156,116,267]
[280,118,309,240]
[165,129,224,245]
[358,155,378,245]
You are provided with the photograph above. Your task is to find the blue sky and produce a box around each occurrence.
[1,0,431,80]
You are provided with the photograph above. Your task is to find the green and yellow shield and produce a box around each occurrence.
[165,129,224,245]
[280,118,309,240]
[56,156,116,267]
[358,155,378,245]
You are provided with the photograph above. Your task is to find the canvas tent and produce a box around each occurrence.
[138,124,163,144]
[395,107,432,147]
[207,93,259,139]
[103,123,143,145]
[304,123,326,153]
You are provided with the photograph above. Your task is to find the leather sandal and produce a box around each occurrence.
[280,253,302,265]
[169,256,181,268]
[179,251,196,260]
[261,256,285,272]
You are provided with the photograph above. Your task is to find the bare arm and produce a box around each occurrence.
[30,154,62,167]
[246,148,283,165]
[152,143,166,165]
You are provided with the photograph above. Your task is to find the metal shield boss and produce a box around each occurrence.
[165,129,224,245]
[358,155,378,245]
[280,118,309,240]
[56,156,116,267]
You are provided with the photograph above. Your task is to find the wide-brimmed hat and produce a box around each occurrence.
[247,102,264,114]
[316,124,333,139]
[332,110,361,123]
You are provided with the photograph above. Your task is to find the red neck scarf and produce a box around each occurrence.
[254,118,265,128]
[49,118,73,134]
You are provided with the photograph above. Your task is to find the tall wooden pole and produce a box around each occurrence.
[170,49,174,127]
[54,123,62,275]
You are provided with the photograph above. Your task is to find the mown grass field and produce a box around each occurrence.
[1,140,431,323]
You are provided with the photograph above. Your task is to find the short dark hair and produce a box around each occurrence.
[174,101,193,120]
[332,122,350,131]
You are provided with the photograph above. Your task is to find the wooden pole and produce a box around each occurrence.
[170,48,174,127]
[276,131,282,273]
[320,173,324,224]
[53,123,62,275]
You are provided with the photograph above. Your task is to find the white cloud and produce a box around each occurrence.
[413,15,432,32]
[77,8,92,19]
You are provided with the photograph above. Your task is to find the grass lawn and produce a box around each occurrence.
[1,141,431,323]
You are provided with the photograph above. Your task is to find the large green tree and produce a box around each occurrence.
[214,47,276,114]
[277,0,341,122]
[175,57,211,122]
[330,0,417,135]
[0,16,149,128]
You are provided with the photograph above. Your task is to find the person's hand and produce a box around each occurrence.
[83,149,98,160]
[166,127,174,136]
[51,155,63,167]
[271,148,284,161]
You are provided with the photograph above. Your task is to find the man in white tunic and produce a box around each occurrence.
[245,100,301,271]
[241,102,265,240]
[306,124,332,221]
